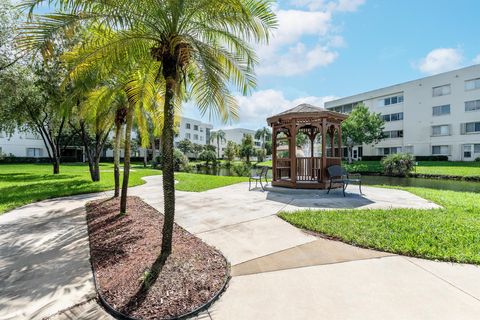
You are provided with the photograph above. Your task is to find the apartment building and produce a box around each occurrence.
[175,116,213,147]
[212,128,261,157]
[0,130,47,158]
[325,64,480,161]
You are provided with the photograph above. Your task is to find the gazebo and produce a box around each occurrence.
[267,103,348,189]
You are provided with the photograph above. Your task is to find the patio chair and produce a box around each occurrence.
[326,165,362,197]
[249,166,269,191]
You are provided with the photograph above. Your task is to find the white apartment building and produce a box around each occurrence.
[325,64,480,161]
[212,128,261,157]
[0,130,47,158]
[175,116,213,147]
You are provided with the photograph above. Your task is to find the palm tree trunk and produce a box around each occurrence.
[113,122,122,197]
[160,62,177,258]
[217,139,220,158]
[120,104,134,214]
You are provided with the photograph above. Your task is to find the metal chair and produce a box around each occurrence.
[326,165,362,197]
[249,166,269,190]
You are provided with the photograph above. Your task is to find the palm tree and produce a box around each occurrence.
[210,130,226,158]
[255,126,271,150]
[21,0,277,258]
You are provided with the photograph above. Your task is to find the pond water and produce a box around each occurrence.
[190,165,480,193]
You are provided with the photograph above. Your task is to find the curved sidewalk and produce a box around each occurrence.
[1,176,479,320]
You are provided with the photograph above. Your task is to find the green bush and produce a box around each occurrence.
[475,157,480,162]
[381,153,415,177]
[198,149,217,165]
[231,162,252,177]
[256,148,266,162]
[151,149,189,172]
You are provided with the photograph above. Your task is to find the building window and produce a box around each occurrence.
[194,125,199,131]
[432,104,450,116]
[432,145,450,155]
[475,144,480,154]
[186,123,191,129]
[378,147,402,155]
[200,136,203,141]
[378,94,404,107]
[383,130,404,138]
[432,84,451,97]
[382,112,404,122]
[431,125,450,136]
[185,133,191,139]
[200,127,204,132]
[193,134,198,140]
[465,99,480,112]
[465,78,480,91]
[462,122,480,134]
[26,148,43,157]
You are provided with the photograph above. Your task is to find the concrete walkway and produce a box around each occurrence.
[1,176,479,320]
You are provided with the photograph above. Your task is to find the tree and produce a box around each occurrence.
[192,143,205,159]
[224,141,238,164]
[210,130,226,158]
[342,104,385,163]
[0,1,25,71]
[240,134,255,164]
[199,149,217,165]
[204,144,216,153]
[296,132,308,147]
[177,139,193,155]
[264,140,272,156]
[256,148,266,162]
[255,127,271,151]
[23,0,276,260]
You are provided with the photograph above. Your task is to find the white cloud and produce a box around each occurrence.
[416,48,463,75]
[473,54,480,64]
[218,89,337,129]
[256,1,364,77]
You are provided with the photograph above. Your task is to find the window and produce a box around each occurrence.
[431,125,450,136]
[186,123,191,129]
[378,94,404,107]
[382,112,403,122]
[465,100,480,112]
[432,104,450,116]
[200,127,204,132]
[26,148,43,157]
[185,133,191,139]
[255,141,261,147]
[384,130,404,138]
[462,122,480,134]
[193,134,198,140]
[194,125,199,131]
[475,144,480,153]
[465,78,480,91]
[378,147,402,155]
[432,145,450,155]
[432,84,451,97]
[200,136,203,141]
[464,145,472,158]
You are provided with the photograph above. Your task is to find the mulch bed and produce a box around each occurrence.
[86,196,228,320]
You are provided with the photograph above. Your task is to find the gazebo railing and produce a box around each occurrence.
[296,157,321,181]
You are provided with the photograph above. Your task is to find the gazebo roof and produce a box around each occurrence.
[267,103,348,125]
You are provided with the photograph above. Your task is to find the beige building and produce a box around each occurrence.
[325,64,480,161]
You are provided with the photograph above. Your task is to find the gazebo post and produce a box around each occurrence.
[272,126,277,182]
[337,124,342,158]
[330,126,335,158]
[321,118,327,183]
[310,129,315,180]
[290,120,297,185]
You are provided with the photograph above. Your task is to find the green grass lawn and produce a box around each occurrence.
[175,172,248,192]
[414,161,480,177]
[279,186,480,264]
[0,163,161,214]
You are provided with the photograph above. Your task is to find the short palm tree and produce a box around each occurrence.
[21,0,277,258]
[210,130,226,158]
[255,126,271,150]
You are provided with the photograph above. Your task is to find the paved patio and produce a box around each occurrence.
[1,176,479,320]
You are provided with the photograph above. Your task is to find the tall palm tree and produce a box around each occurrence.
[21,0,277,257]
[210,130,226,158]
[255,126,271,150]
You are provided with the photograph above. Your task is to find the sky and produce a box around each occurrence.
[183,0,480,130]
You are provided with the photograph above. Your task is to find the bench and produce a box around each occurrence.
[249,166,269,190]
[326,165,362,197]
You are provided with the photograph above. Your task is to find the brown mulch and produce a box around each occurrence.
[85,196,228,320]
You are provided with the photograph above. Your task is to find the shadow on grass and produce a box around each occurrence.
[0,173,75,183]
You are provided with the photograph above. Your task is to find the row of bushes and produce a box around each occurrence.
[361,155,449,162]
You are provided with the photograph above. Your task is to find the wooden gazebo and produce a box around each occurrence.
[267,103,348,189]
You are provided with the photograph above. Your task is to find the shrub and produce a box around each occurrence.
[475,157,480,162]
[231,162,252,177]
[198,149,217,165]
[256,148,266,162]
[381,153,415,177]
[151,149,189,172]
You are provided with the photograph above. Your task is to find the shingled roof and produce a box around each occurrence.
[275,103,327,116]
[266,103,347,125]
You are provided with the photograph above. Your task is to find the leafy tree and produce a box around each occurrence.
[210,130,226,158]
[204,144,216,153]
[381,153,415,177]
[264,140,272,156]
[192,143,205,159]
[199,149,217,165]
[296,132,308,147]
[255,127,271,151]
[240,134,255,164]
[342,104,385,163]
[224,141,239,164]
[23,0,276,260]
[177,139,193,155]
[256,148,266,162]
[0,1,24,71]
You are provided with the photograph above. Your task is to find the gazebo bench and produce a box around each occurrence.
[326,165,362,197]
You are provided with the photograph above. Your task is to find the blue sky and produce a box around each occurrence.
[184,0,480,129]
